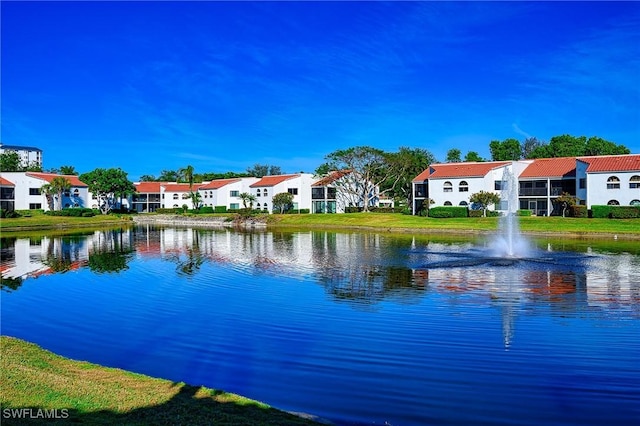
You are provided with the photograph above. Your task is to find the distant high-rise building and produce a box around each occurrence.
[0,143,43,168]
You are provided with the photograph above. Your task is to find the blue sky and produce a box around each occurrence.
[2,1,639,180]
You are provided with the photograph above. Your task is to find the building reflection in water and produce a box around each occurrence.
[2,226,638,346]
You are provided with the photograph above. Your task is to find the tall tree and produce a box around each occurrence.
[446,148,462,163]
[322,146,394,212]
[79,168,136,214]
[522,137,544,159]
[584,136,630,156]
[179,165,195,190]
[385,147,436,208]
[158,169,179,182]
[59,165,78,175]
[464,151,484,162]
[139,174,156,181]
[246,164,282,177]
[490,139,522,161]
[41,176,72,211]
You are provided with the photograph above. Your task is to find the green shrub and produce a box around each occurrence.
[199,206,214,214]
[429,206,467,218]
[591,205,611,218]
[468,209,483,218]
[400,208,411,215]
[214,206,227,213]
[368,207,395,213]
[0,209,21,218]
[285,209,310,214]
[517,209,532,216]
[156,207,182,214]
[610,206,640,219]
[81,212,94,217]
[591,205,640,219]
[345,207,363,213]
[569,205,588,218]
[486,210,500,217]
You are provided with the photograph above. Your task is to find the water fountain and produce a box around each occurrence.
[490,167,531,258]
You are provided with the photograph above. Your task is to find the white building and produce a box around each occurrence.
[249,173,315,212]
[412,154,640,215]
[311,170,383,213]
[0,172,89,211]
[0,143,43,169]
[577,155,640,208]
[198,177,259,210]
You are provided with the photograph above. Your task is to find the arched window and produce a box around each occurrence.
[256,203,261,208]
[607,176,620,189]
[459,201,468,206]
[263,204,268,211]
[607,200,620,205]
[444,201,452,206]
[630,175,640,189]
[256,189,261,197]
[209,191,213,196]
[173,204,179,208]
[173,194,178,199]
[630,200,640,206]
[459,181,469,192]
[443,182,453,193]
[73,189,79,196]
[263,189,268,196]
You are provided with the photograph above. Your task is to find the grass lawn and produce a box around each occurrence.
[0,214,133,233]
[0,336,323,425]
[268,212,640,237]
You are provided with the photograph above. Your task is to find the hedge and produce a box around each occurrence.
[214,206,227,213]
[591,205,640,219]
[368,207,396,213]
[517,209,532,216]
[44,208,95,217]
[428,206,468,218]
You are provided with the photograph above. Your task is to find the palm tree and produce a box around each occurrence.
[41,177,72,211]
[239,192,256,210]
[59,165,78,175]
[179,165,195,191]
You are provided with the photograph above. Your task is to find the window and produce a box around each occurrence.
[607,200,620,205]
[173,194,179,199]
[257,189,261,197]
[263,204,268,211]
[579,178,586,189]
[459,201,468,206]
[230,203,239,210]
[173,204,179,208]
[256,203,261,208]
[494,181,502,191]
[312,187,325,199]
[29,188,41,195]
[288,188,298,195]
[630,175,640,189]
[64,191,70,197]
[263,189,268,196]
[630,200,640,206]
[73,189,79,196]
[29,203,42,209]
[181,193,189,199]
[444,201,452,206]
[459,181,469,192]
[443,182,453,193]
[209,191,213,196]
[230,190,239,197]
[607,176,620,189]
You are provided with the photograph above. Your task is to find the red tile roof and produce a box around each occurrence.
[26,172,87,187]
[520,157,576,178]
[163,183,204,192]
[412,168,432,183]
[199,178,241,190]
[312,170,351,186]
[578,154,640,173]
[135,182,162,193]
[0,177,14,186]
[250,174,299,187]
[426,162,510,179]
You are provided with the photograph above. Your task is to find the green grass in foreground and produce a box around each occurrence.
[268,213,640,236]
[0,336,323,425]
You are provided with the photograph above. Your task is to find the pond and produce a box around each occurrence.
[1,226,639,425]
